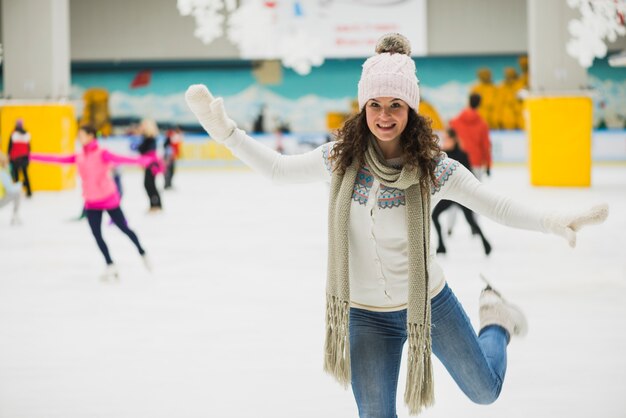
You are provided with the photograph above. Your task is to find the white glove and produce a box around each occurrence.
[185,84,237,143]
[544,203,609,248]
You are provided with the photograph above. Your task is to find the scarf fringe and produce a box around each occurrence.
[404,322,435,415]
[323,294,351,387]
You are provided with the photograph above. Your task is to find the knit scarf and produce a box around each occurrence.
[324,139,434,415]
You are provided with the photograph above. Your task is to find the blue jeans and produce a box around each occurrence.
[349,284,508,418]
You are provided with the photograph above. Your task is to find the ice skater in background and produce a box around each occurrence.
[30,124,156,281]
[7,118,32,197]
[185,34,608,417]
[0,152,22,225]
[138,119,163,212]
[432,128,492,256]
[74,132,124,223]
[163,126,183,190]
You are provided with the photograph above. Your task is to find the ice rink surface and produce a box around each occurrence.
[1,164,625,418]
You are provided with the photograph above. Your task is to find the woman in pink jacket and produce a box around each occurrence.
[31,124,155,281]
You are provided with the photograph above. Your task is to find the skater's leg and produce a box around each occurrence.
[85,209,113,265]
[0,187,20,224]
[10,188,21,223]
[349,307,407,418]
[10,161,19,183]
[143,169,151,206]
[459,205,491,255]
[107,207,146,255]
[113,170,123,197]
[432,200,453,254]
[164,160,173,189]
[0,188,18,209]
[17,158,31,196]
[169,160,176,187]
[76,207,86,221]
[0,195,9,209]
[22,164,31,197]
[144,168,161,209]
[430,284,508,404]
[446,205,458,236]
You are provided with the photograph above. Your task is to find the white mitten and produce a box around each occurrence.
[544,203,609,248]
[185,84,237,142]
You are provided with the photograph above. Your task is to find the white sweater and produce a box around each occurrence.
[223,129,550,311]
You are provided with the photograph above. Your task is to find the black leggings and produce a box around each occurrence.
[164,160,175,189]
[86,207,145,265]
[10,156,31,196]
[432,200,491,254]
[144,168,162,208]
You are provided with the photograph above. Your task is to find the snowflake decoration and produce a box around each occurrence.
[228,0,278,58]
[567,0,626,67]
[177,0,232,44]
[179,0,325,75]
[281,27,324,75]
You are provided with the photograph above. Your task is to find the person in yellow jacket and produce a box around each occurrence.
[418,99,444,131]
[471,68,499,129]
[515,56,529,129]
[495,67,523,130]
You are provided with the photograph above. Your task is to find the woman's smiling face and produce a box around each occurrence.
[365,97,409,146]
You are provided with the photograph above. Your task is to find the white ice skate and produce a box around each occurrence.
[100,264,120,282]
[478,273,528,338]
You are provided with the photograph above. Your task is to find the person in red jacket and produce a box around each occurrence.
[7,119,32,197]
[163,126,183,190]
[450,93,492,180]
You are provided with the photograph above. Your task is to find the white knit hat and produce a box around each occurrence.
[357,33,420,110]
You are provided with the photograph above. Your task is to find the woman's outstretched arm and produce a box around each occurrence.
[433,159,608,248]
[185,84,331,184]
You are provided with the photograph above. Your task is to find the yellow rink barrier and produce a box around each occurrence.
[1,104,77,191]
[525,96,592,187]
[180,140,237,161]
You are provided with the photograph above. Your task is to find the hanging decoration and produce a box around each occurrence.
[567,0,626,67]
[178,0,324,75]
[227,0,279,60]
[277,2,324,75]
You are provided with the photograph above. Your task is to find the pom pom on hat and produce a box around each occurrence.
[375,33,412,55]
[358,33,420,110]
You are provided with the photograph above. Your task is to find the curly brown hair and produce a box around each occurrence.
[329,109,442,188]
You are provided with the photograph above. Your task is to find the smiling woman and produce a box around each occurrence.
[184,32,609,417]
